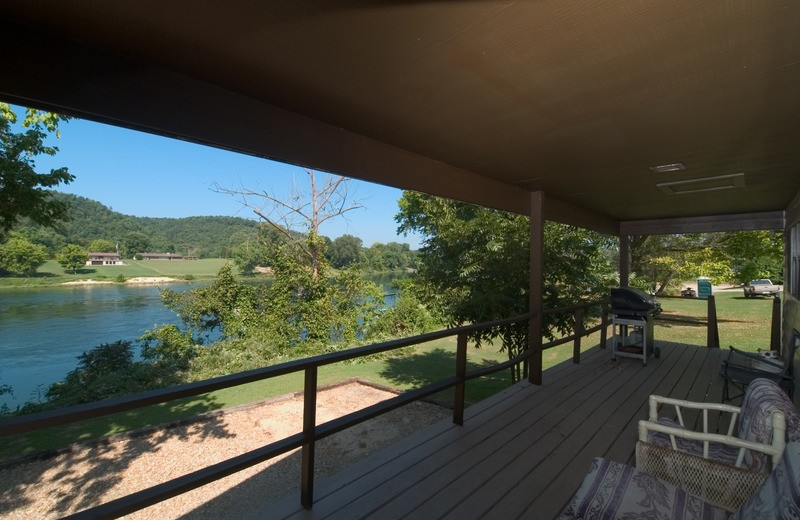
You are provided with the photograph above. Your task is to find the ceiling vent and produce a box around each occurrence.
[649,162,685,173]
[657,173,745,195]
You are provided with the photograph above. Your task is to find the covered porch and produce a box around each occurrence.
[268,340,726,519]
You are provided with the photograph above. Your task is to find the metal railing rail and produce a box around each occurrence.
[0,300,609,519]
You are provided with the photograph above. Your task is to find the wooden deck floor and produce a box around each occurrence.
[266,341,727,520]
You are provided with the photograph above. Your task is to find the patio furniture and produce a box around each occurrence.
[636,378,800,511]
[721,329,800,401]
[558,440,800,519]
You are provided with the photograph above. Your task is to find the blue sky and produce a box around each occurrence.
[21,106,422,249]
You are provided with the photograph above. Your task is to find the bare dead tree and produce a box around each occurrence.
[214,169,364,279]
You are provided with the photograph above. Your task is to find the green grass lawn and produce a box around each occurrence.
[655,289,775,352]
[0,258,238,288]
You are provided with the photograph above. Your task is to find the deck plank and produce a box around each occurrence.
[266,341,728,520]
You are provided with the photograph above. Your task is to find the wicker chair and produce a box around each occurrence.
[560,380,800,518]
[559,440,800,519]
[634,378,800,511]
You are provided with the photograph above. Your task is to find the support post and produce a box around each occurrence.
[619,234,630,287]
[771,296,781,353]
[453,332,467,426]
[599,302,608,349]
[529,191,544,385]
[572,306,584,363]
[707,295,720,349]
[300,366,318,509]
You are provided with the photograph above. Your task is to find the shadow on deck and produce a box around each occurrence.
[265,341,726,519]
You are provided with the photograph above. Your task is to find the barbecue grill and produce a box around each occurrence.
[610,287,661,365]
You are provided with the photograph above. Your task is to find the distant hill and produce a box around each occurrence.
[24,193,259,258]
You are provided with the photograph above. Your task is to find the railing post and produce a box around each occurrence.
[301,366,318,509]
[707,295,720,349]
[453,332,467,426]
[599,302,608,349]
[572,306,584,364]
[770,295,781,354]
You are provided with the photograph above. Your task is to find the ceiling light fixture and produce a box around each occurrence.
[649,162,685,173]
[657,173,745,195]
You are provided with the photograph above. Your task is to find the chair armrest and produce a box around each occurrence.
[647,394,741,433]
[638,417,783,467]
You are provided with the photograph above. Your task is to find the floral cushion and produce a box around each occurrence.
[728,440,800,519]
[558,457,727,520]
[738,379,800,471]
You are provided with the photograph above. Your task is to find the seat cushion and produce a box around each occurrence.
[558,457,728,520]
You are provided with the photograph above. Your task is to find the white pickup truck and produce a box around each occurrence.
[743,279,781,298]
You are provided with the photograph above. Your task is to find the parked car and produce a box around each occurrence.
[680,286,696,298]
[743,279,781,298]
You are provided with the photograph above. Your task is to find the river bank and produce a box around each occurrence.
[61,276,181,286]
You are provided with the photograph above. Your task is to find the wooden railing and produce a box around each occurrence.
[0,300,608,519]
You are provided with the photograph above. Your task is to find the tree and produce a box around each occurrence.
[0,103,73,240]
[629,231,783,293]
[0,234,48,276]
[88,238,117,253]
[396,191,615,381]
[719,231,783,283]
[231,225,283,275]
[215,169,363,280]
[121,231,151,258]
[328,234,363,268]
[56,243,88,273]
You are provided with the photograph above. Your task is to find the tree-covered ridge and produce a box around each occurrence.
[18,192,259,258]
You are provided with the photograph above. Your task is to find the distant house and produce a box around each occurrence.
[138,252,185,260]
[86,252,124,266]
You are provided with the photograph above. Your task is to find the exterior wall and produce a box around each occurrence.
[784,190,800,406]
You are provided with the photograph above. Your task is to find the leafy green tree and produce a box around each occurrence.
[396,191,615,381]
[88,238,116,252]
[0,234,48,276]
[719,231,783,283]
[0,103,73,240]
[35,341,185,409]
[121,231,151,258]
[56,243,88,273]
[139,324,197,369]
[231,225,282,275]
[364,241,415,270]
[630,231,783,293]
[328,234,363,268]
[161,263,259,340]
[14,226,66,256]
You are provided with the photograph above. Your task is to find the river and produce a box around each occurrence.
[0,276,401,409]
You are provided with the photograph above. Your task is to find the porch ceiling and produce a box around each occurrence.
[2,1,799,233]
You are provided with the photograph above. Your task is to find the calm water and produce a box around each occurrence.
[0,283,196,408]
[0,276,401,408]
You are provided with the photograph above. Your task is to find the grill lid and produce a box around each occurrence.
[610,287,661,315]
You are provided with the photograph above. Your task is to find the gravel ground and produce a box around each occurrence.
[0,381,451,519]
